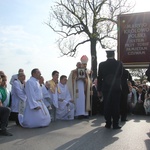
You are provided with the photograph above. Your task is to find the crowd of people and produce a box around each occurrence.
[0,55,93,136]
[0,53,150,136]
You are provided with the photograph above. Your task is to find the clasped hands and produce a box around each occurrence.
[34,106,41,110]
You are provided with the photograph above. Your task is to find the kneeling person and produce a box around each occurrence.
[57,75,74,120]
[18,69,51,128]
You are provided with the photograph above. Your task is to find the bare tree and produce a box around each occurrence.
[47,0,134,78]
[129,69,147,84]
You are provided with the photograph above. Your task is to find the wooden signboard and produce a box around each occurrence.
[118,12,150,68]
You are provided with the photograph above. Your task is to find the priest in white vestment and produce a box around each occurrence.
[46,70,60,121]
[10,72,27,124]
[9,68,24,85]
[57,75,74,120]
[67,56,91,118]
[18,68,51,128]
[39,76,52,110]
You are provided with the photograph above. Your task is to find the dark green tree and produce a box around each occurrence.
[47,0,134,79]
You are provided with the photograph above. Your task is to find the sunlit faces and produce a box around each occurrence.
[60,77,67,85]
[137,86,143,93]
[39,76,44,85]
[34,69,41,80]
[76,62,82,68]
[1,75,7,87]
[53,73,59,83]
[18,73,26,82]
[82,63,87,69]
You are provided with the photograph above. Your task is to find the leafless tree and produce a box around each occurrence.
[47,0,135,78]
[129,68,147,84]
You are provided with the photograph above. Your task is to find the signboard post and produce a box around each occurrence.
[118,12,150,68]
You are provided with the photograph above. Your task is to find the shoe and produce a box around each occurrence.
[105,124,111,129]
[0,130,13,136]
[113,126,121,129]
[77,115,84,119]
[84,116,89,119]
[121,119,128,122]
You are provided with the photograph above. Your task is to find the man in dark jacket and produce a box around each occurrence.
[120,69,131,121]
[97,50,123,129]
[0,106,13,136]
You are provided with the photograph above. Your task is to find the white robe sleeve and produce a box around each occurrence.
[25,80,39,109]
[13,81,27,102]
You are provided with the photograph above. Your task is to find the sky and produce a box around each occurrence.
[0,0,150,90]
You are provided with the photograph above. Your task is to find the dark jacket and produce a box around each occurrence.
[136,91,145,102]
[97,59,123,93]
[146,64,150,82]
[134,91,145,115]
[121,69,130,94]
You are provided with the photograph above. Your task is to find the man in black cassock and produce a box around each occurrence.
[97,50,123,129]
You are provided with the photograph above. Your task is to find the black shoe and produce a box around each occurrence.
[105,124,111,129]
[0,130,13,136]
[75,115,84,119]
[121,119,128,122]
[113,126,121,129]
[84,116,89,119]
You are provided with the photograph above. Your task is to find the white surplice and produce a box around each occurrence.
[40,84,52,108]
[10,74,18,85]
[56,82,74,120]
[18,77,51,128]
[11,79,27,114]
[48,88,59,109]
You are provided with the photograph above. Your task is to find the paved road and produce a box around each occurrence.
[0,115,150,150]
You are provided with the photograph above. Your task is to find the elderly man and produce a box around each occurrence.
[18,68,51,128]
[67,56,91,119]
[10,68,24,85]
[10,72,27,125]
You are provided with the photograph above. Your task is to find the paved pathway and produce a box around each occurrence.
[0,115,150,150]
